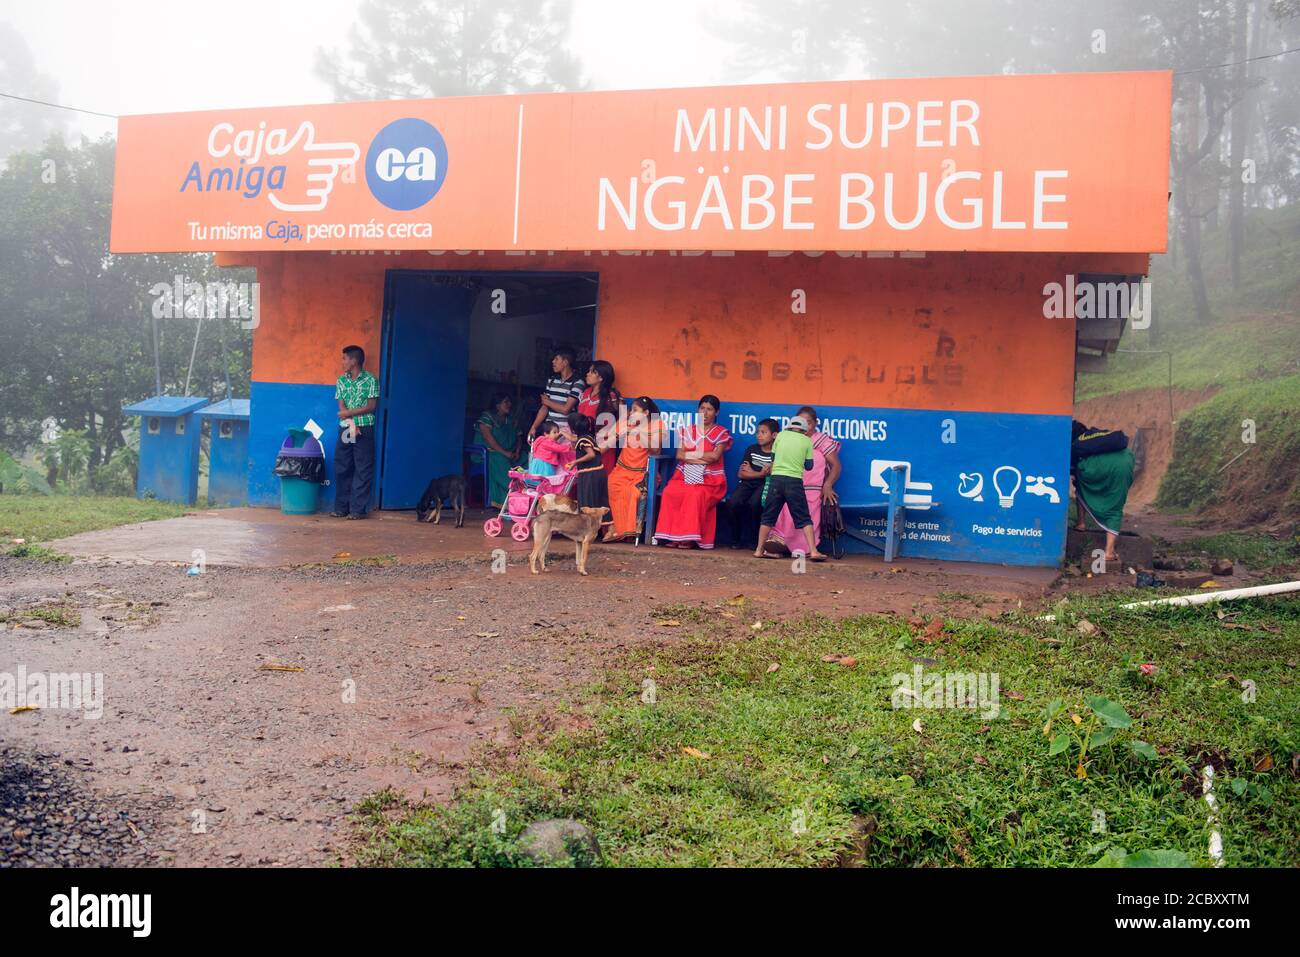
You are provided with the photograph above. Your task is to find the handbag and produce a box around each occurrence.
[681,463,705,485]
[820,497,846,559]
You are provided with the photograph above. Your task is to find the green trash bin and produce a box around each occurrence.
[279,477,320,515]
[273,430,325,515]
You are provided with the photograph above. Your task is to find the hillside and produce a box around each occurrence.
[1075,204,1300,528]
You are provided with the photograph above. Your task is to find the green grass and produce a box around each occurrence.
[1076,204,1300,402]
[0,495,190,547]
[1,604,81,628]
[1074,316,1300,401]
[333,553,399,567]
[1157,374,1300,514]
[1165,532,1300,572]
[5,542,71,563]
[353,593,1300,868]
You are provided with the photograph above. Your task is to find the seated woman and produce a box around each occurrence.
[576,359,622,475]
[474,392,519,508]
[605,396,666,543]
[653,394,732,549]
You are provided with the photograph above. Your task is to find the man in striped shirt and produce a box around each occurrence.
[528,346,584,441]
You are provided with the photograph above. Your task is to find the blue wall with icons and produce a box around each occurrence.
[652,400,1071,567]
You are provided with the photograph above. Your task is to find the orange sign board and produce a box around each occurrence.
[110,71,1171,254]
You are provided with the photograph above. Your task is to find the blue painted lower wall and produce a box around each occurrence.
[248,381,353,511]
[653,400,1071,567]
[249,381,1069,566]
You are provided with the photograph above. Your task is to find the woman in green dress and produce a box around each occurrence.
[475,393,520,508]
[1071,420,1135,563]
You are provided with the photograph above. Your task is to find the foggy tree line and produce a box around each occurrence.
[1,0,1296,489]
[703,0,1300,323]
[320,0,1300,325]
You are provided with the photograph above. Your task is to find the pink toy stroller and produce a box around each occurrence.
[483,468,577,541]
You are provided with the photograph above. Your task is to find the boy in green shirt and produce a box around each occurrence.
[754,415,826,561]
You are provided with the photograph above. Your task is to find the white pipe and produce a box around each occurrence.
[1037,579,1300,621]
[1119,579,1300,609]
[1203,765,1224,867]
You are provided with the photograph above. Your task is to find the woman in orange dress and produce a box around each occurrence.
[605,396,666,542]
[652,395,733,549]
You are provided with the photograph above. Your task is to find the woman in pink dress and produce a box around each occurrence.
[766,406,842,556]
[652,395,732,549]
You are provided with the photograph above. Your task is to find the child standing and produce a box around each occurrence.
[568,412,612,531]
[722,418,777,549]
[754,415,826,561]
[527,420,575,477]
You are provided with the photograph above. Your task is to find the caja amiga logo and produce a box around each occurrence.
[366,117,449,211]
[183,121,360,212]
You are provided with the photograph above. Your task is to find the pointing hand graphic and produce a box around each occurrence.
[266,122,360,213]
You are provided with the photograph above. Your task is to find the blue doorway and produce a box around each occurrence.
[377,270,598,510]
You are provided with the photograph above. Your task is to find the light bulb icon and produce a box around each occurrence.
[992,465,1022,508]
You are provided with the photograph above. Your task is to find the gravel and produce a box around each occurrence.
[0,746,170,867]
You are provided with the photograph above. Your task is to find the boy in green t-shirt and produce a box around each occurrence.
[754,415,826,561]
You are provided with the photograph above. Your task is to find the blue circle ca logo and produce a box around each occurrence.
[365,118,448,211]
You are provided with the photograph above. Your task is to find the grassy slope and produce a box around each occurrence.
[1077,204,1300,403]
[1165,531,1300,570]
[1074,316,1299,402]
[1158,374,1300,513]
[354,593,1300,868]
[1076,205,1300,519]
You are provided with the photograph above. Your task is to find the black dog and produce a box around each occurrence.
[416,475,467,527]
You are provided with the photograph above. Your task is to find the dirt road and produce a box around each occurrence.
[1,543,1055,866]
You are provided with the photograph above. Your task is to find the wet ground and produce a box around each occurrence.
[46,507,540,568]
[4,507,1061,866]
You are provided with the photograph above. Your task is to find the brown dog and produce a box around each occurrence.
[539,493,579,514]
[529,506,609,575]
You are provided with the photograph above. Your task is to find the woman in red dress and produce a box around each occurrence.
[652,394,732,549]
[576,359,621,475]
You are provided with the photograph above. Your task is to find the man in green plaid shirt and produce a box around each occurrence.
[333,345,380,519]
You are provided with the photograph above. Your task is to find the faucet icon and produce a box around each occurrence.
[1024,474,1060,504]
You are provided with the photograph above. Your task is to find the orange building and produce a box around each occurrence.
[110,71,1171,565]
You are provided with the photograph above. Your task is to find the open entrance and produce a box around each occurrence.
[376,270,598,509]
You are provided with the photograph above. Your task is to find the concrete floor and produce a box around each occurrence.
[47,506,1062,597]
[49,507,536,567]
